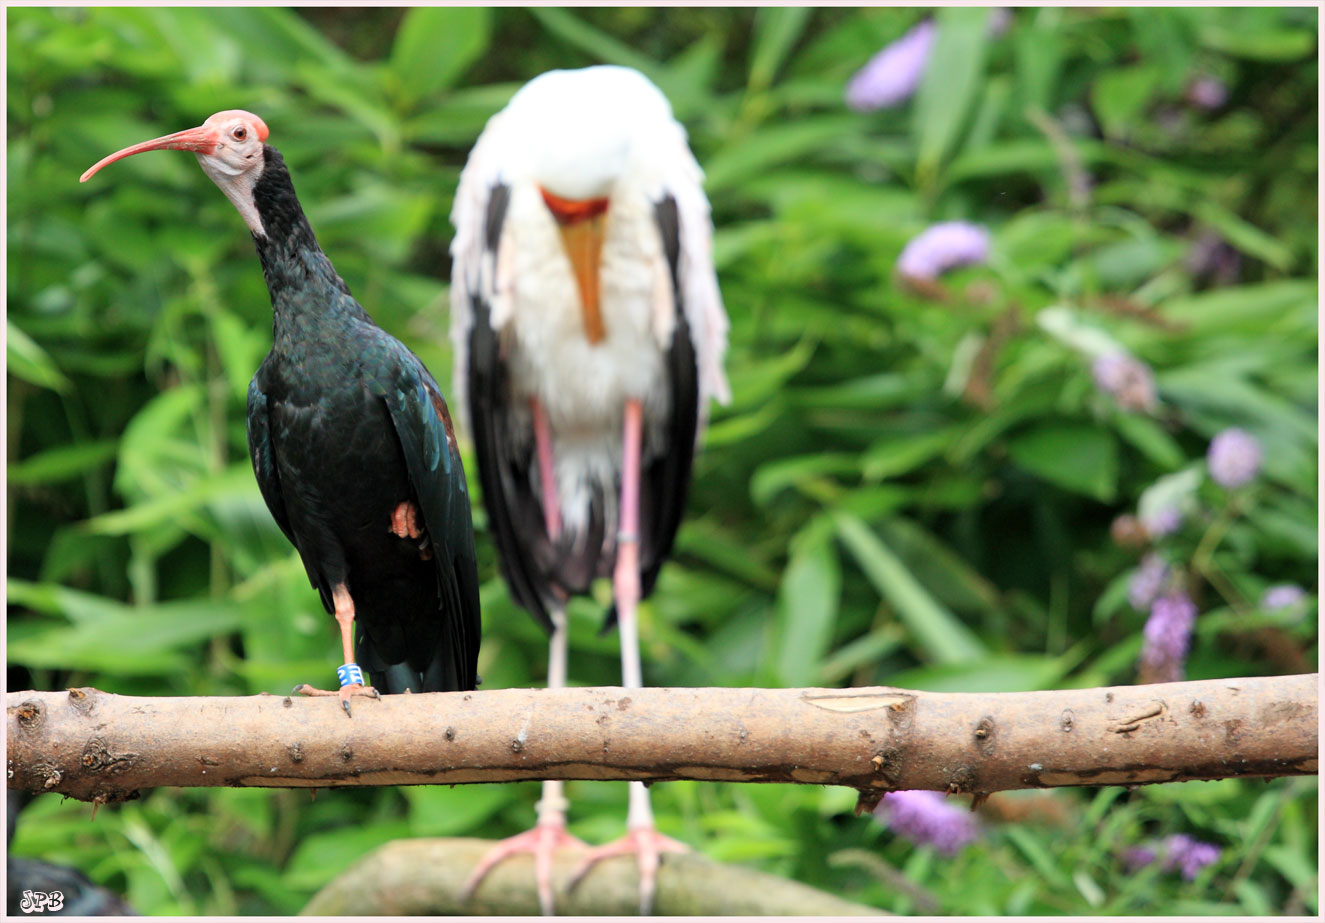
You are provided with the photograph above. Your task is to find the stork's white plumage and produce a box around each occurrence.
[450,66,729,914]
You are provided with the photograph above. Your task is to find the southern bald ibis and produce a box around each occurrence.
[82,111,482,711]
[450,66,730,913]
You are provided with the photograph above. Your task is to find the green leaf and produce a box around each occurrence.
[1110,413,1185,470]
[704,116,862,193]
[1005,423,1119,502]
[749,7,810,92]
[403,784,509,836]
[816,624,905,684]
[390,7,491,105]
[861,428,956,481]
[283,823,411,890]
[7,320,70,392]
[1161,280,1316,334]
[8,439,118,486]
[7,586,247,675]
[1091,64,1162,140]
[1198,22,1315,61]
[775,518,841,687]
[833,511,985,664]
[750,453,860,506]
[1191,199,1294,271]
[88,466,257,536]
[1005,826,1068,887]
[913,7,991,179]
[525,7,659,78]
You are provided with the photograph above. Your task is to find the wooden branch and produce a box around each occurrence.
[299,836,886,916]
[7,675,1317,806]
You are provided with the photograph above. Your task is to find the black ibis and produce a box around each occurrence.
[449,67,730,913]
[82,110,482,712]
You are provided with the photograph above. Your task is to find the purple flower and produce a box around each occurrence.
[1261,584,1306,611]
[1186,76,1228,110]
[896,221,991,281]
[846,10,1013,112]
[875,790,979,855]
[846,20,936,111]
[1092,352,1157,413]
[1121,845,1157,871]
[1128,554,1171,612]
[1162,834,1221,880]
[1207,428,1262,488]
[1139,592,1197,684]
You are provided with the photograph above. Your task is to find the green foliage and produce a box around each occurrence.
[7,6,1317,916]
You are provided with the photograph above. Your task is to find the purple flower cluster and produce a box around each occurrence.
[1186,76,1229,110]
[896,221,991,281]
[1091,352,1157,413]
[1207,428,1262,488]
[1128,553,1171,611]
[1139,591,1197,684]
[846,19,936,111]
[875,790,979,856]
[1162,834,1222,880]
[1123,834,1221,880]
[1261,583,1306,611]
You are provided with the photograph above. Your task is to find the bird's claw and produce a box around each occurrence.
[462,823,588,915]
[292,682,380,718]
[566,827,688,915]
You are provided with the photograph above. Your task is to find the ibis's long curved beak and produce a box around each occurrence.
[80,124,220,183]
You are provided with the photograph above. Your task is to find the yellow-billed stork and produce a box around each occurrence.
[449,65,729,914]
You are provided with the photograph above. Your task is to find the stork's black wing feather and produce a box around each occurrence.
[467,293,558,633]
[465,181,558,633]
[371,349,483,691]
[639,194,701,599]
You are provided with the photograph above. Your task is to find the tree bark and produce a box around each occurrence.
[7,675,1317,807]
[300,836,886,915]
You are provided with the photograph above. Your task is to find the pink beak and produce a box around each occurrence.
[80,124,221,183]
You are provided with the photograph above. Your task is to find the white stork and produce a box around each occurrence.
[449,65,730,914]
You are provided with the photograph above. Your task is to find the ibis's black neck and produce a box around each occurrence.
[250,144,353,303]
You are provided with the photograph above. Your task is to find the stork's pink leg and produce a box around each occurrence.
[293,584,380,717]
[531,396,561,540]
[462,606,587,914]
[566,398,687,914]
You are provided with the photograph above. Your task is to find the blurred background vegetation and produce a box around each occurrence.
[6,5,1317,916]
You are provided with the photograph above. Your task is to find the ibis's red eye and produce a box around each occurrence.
[233,127,247,140]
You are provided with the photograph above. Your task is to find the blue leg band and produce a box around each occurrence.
[338,663,365,688]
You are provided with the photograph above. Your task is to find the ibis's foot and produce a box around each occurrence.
[461,823,588,915]
[390,501,433,559]
[567,826,688,915]
[390,501,425,539]
[292,682,380,717]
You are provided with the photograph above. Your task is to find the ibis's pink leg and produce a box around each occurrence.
[293,584,380,717]
[567,399,687,914]
[462,404,587,914]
